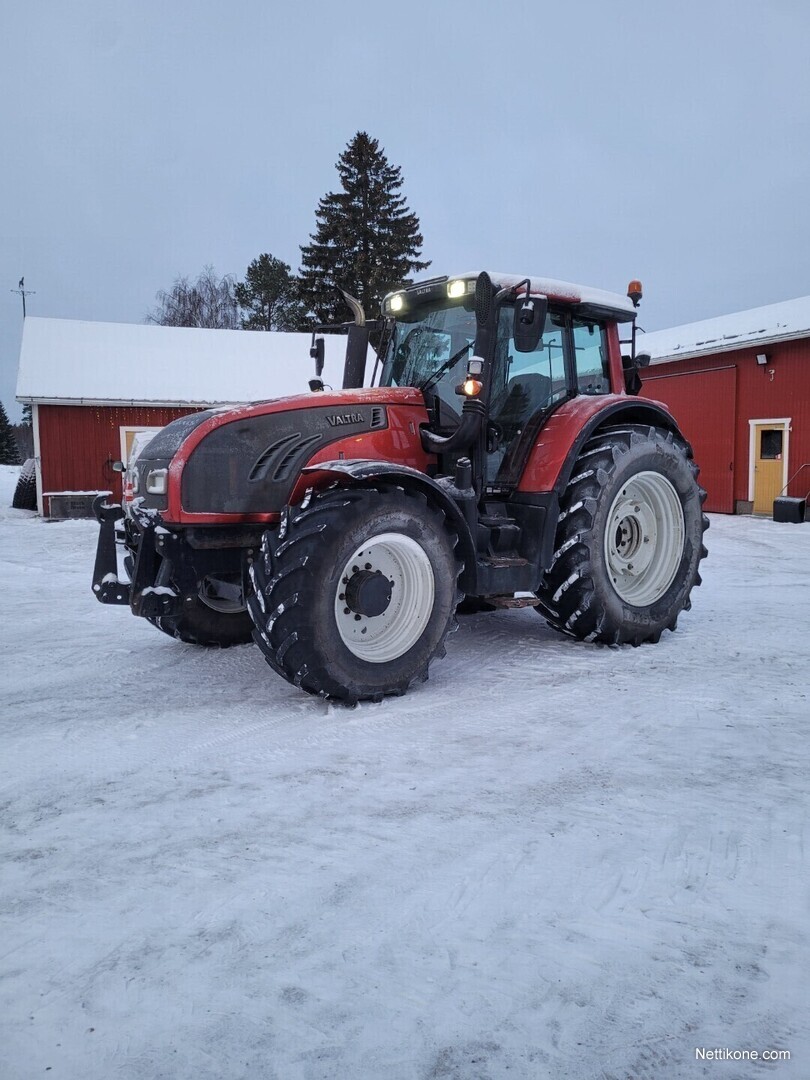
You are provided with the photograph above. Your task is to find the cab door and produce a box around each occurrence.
[485,310,568,487]
[751,421,789,514]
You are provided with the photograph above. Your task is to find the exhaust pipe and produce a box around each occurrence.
[341,289,369,389]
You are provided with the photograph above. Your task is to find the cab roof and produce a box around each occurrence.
[395,272,638,323]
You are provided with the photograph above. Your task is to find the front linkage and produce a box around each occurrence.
[91,495,257,648]
[91,496,185,618]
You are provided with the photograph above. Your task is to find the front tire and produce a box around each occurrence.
[147,575,254,646]
[247,486,462,704]
[535,425,708,645]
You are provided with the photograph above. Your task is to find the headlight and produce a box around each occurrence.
[447,279,475,299]
[146,469,167,495]
[389,293,405,313]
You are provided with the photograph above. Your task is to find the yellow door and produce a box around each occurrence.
[753,424,786,514]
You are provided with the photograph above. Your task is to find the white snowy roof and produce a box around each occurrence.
[638,294,810,365]
[16,317,350,406]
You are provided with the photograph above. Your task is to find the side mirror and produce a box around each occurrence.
[621,354,645,396]
[310,337,325,377]
[111,460,125,473]
[513,295,547,353]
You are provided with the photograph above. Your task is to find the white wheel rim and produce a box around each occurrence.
[334,532,435,663]
[604,471,685,606]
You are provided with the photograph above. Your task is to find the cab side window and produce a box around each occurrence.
[573,320,609,395]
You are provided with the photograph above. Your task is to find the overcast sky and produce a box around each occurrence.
[2,0,809,421]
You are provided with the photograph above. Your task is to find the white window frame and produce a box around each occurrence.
[119,426,163,466]
[747,417,791,501]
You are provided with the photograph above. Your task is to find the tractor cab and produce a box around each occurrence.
[375,272,639,496]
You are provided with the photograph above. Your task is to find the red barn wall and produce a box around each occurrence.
[640,338,810,512]
[37,404,200,509]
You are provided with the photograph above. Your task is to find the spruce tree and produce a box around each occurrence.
[299,132,430,325]
[0,402,21,466]
[235,254,306,331]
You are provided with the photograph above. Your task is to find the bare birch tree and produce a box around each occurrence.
[146,266,239,329]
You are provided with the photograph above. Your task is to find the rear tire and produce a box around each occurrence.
[535,425,708,645]
[247,485,462,704]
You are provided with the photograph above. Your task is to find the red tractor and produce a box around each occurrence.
[92,271,708,704]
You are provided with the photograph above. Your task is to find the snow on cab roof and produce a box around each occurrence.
[452,272,638,319]
[639,294,810,365]
[16,317,347,406]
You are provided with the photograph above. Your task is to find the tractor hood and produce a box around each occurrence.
[128,387,431,524]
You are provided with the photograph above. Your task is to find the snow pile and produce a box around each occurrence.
[2,462,809,1078]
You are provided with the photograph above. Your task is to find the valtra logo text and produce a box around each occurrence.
[326,412,364,427]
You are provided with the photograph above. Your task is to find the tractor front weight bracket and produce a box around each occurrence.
[91,496,182,617]
[129,516,182,619]
[91,496,130,606]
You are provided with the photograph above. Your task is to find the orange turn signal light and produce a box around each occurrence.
[462,378,483,397]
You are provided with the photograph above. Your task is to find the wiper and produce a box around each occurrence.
[417,341,473,394]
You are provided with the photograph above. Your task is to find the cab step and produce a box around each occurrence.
[486,594,542,609]
[480,554,529,569]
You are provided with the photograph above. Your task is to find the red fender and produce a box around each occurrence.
[517,395,681,495]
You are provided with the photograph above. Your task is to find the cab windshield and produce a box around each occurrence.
[379,297,574,435]
[379,300,477,410]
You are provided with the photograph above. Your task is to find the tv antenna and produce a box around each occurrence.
[11,276,36,318]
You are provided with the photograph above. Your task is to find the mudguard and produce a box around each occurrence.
[517,396,682,496]
[300,459,479,593]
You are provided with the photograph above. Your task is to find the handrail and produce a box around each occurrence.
[778,462,810,498]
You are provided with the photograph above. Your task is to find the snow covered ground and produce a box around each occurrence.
[1,462,808,1080]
